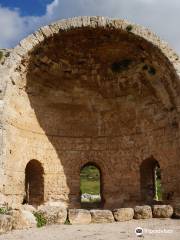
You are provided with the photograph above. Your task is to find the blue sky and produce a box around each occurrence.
[0,0,53,16]
[0,0,180,54]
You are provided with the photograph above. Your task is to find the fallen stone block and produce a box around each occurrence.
[68,209,91,224]
[134,205,152,219]
[37,206,67,224]
[90,210,114,223]
[152,205,173,218]
[113,208,134,222]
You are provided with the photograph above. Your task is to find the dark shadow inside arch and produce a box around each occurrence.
[24,160,44,206]
[80,162,104,209]
[140,157,163,204]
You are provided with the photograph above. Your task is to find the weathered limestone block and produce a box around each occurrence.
[134,205,152,219]
[68,209,91,224]
[9,210,36,230]
[10,203,36,212]
[90,210,114,223]
[0,194,6,206]
[0,214,13,234]
[10,203,23,210]
[152,205,173,218]
[37,206,67,224]
[45,201,67,208]
[113,208,134,222]
[20,204,36,213]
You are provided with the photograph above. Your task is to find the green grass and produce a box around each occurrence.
[156,178,163,201]
[81,179,100,195]
[80,166,100,195]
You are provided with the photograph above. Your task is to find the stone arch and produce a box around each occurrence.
[24,160,44,206]
[80,162,104,208]
[140,157,162,204]
[0,17,180,208]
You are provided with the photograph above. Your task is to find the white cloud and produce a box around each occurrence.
[46,0,59,16]
[0,0,179,54]
[0,7,26,48]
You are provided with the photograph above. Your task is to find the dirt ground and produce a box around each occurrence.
[0,219,180,240]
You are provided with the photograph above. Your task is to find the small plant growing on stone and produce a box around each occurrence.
[64,214,72,225]
[0,207,8,214]
[126,25,133,32]
[64,217,71,225]
[34,212,47,228]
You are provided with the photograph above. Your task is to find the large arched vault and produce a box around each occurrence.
[0,17,180,208]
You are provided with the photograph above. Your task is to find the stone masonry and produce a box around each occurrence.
[0,16,180,209]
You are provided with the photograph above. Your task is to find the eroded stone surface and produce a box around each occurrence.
[20,205,36,213]
[90,210,114,223]
[134,205,152,219]
[9,210,36,230]
[0,215,13,234]
[68,209,91,224]
[37,206,67,224]
[152,205,173,218]
[113,208,134,222]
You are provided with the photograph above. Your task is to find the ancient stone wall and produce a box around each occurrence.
[0,17,180,208]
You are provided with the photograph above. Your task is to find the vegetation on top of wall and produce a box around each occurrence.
[126,25,133,32]
[111,59,132,73]
[0,51,3,61]
[33,212,47,228]
[0,50,10,64]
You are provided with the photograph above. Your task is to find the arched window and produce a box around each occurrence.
[140,158,162,203]
[24,160,44,206]
[80,163,102,209]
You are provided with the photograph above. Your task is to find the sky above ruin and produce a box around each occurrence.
[0,0,180,54]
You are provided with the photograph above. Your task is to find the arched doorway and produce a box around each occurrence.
[24,160,44,206]
[80,163,103,209]
[140,158,163,203]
